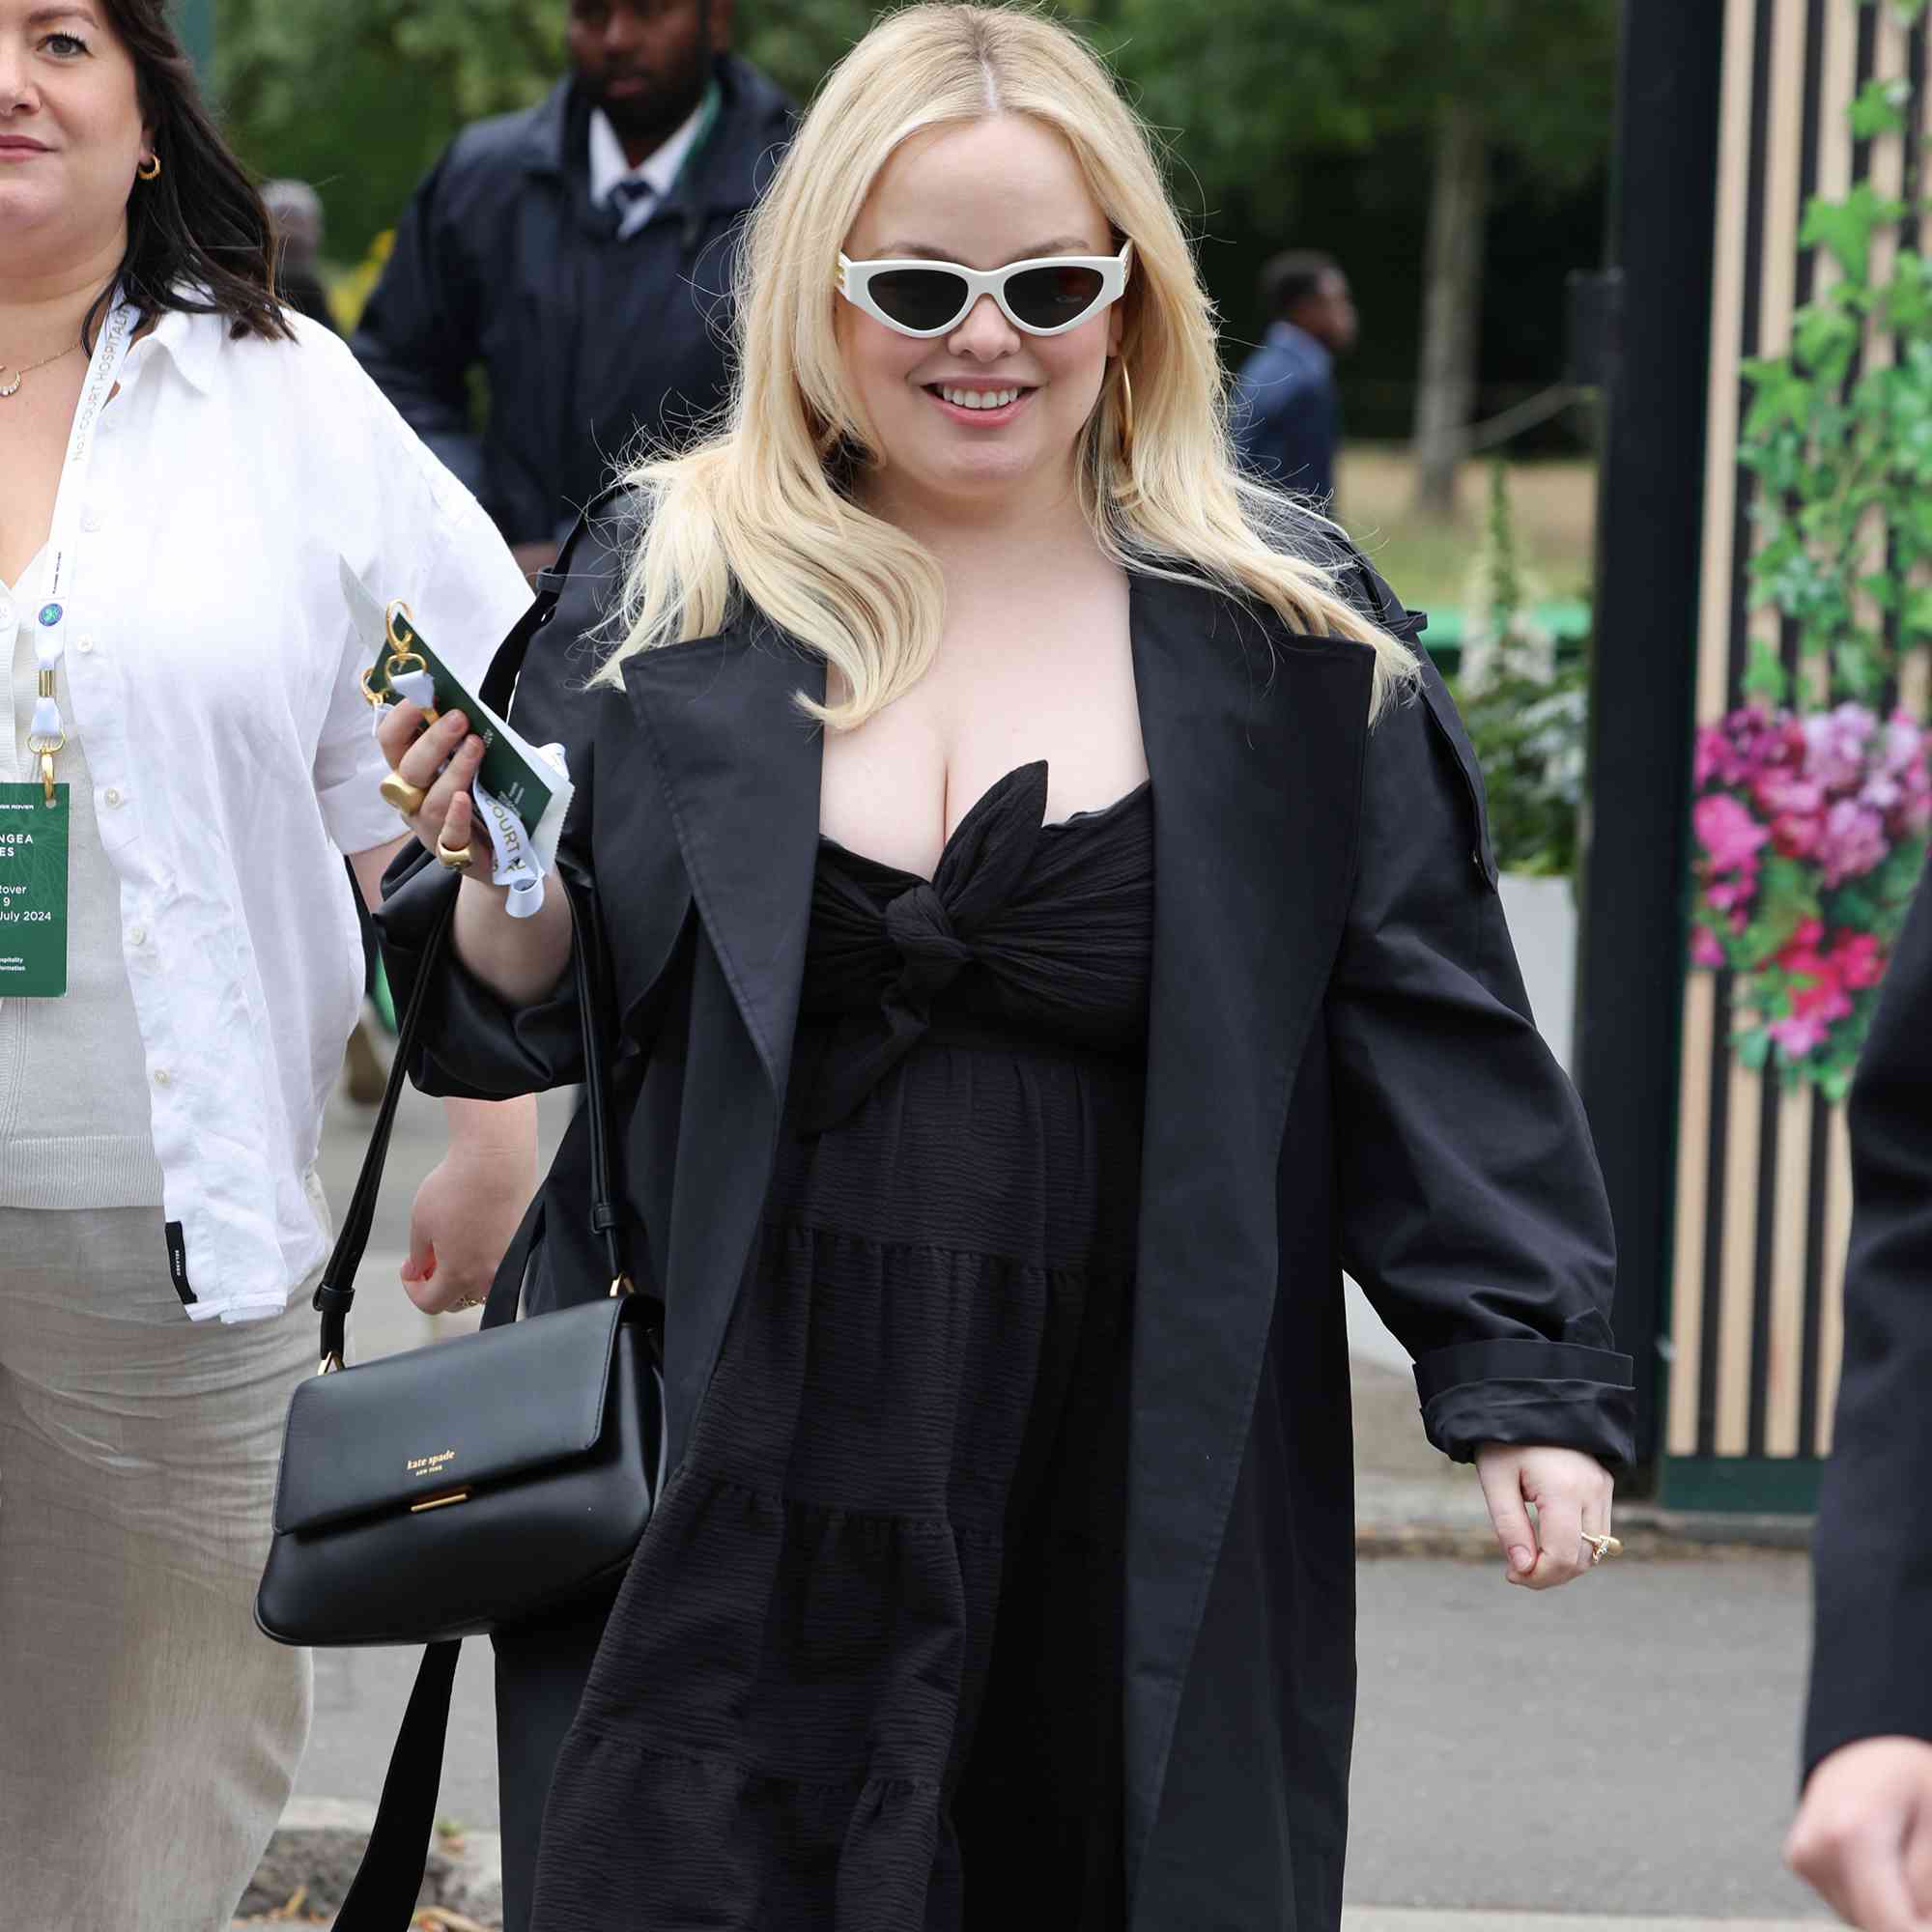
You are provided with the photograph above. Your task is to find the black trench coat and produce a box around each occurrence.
[380,543,1636,1930]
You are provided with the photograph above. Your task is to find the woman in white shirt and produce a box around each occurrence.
[0,1,536,1923]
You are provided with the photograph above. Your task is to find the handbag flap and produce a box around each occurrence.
[274,1298,631,1534]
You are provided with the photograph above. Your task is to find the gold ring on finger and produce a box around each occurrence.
[436,836,476,873]
[380,772,429,819]
[1582,1532,1622,1565]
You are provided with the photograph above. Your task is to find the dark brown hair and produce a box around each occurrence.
[1259,250,1341,322]
[83,0,292,346]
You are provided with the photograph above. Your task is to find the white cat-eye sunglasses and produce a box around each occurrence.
[836,241,1134,338]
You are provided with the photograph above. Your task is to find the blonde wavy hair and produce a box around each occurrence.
[596,2,1418,727]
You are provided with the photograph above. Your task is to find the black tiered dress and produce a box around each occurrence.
[532,761,1155,1930]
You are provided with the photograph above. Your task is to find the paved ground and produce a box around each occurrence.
[301,1063,1833,1924]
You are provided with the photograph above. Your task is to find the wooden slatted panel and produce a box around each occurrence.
[1668,0,1921,1470]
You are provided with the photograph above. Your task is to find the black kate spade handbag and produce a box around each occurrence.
[255,491,662,1926]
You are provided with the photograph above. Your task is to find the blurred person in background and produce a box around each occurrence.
[261,176,337,333]
[1787,871,1932,1931]
[353,0,793,578]
[1232,247,1357,506]
[0,1,534,1923]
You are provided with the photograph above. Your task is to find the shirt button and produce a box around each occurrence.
[81,507,104,533]
[76,635,95,655]
[103,787,124,808]
[153,1067,172,1088]
[129,924,147,947]
[0,602,14,629]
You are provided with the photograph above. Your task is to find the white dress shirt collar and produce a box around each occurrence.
[587,90,715,234]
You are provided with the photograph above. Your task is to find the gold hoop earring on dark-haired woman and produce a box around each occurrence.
[137,154,161,182]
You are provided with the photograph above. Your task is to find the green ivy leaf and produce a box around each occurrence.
[1742,635,1789,704]
[1802,183,1908,283]
[1850,75,1911,138]
[1904,583,1932,639]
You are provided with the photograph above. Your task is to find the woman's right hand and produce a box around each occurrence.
[375,700,490,868]
[377,695,576,1007]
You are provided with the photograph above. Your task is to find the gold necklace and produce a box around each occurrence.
[0,340,83,400]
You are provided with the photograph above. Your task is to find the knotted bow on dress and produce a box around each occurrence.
[796,761,1155,1132]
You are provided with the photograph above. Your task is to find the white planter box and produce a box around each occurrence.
[1344,869,1580,1371]
[1497,871,1578,1076]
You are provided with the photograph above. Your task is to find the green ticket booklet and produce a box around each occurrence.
[0,783,70,999]
[339,557,574,879]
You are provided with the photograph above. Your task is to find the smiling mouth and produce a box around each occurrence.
[925,384,1035,414]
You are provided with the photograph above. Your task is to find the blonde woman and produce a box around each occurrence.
[376,6,1635,1925]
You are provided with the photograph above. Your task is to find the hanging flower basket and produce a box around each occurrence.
[1689,701,1930,1100]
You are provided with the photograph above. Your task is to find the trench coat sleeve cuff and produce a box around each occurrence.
[373,841,582,1098]
[1412,1338,1636,1469]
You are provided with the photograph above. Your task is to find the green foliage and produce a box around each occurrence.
[1448,460,1588,877]
[213,0,567,261]
[212,0,1619,304]
[1737,21,1932,706]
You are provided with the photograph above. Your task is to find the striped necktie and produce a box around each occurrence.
[610,177,656,237]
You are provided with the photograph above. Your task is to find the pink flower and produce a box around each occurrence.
[1834,931,1888,990]
[1771,810,1821,859]
[1804,704,1878,793]
[1690,926,1726,968]
[1693,725,1727,790]
[1694,793,1773,871]
[1814,799,1889,887]
[1882,713,1923,776]
[1768,1011,1832,1057]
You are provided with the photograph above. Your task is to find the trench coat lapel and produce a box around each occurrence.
[620,622,827,1090]
[1123,572,1374,1906]
[619,625,826,1458]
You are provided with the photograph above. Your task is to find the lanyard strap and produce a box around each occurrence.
[28,295,137,801]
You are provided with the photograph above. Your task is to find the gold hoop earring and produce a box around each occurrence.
[1116,360,1135,461]
[137,154,161,182]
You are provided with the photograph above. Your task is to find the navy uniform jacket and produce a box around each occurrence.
[379,520,1635,1928]
[1232,320,1342,504]
[1804,867,1932,1779]
[353,58,793,545]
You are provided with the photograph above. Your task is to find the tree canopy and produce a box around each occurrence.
[211,0,1618,431]
[214,0,1614,254]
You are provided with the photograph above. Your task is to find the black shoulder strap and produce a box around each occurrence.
[483,481,638,716]
[313,482,637,1370]
[1337,538,1429,647]
[326,488,637,1930]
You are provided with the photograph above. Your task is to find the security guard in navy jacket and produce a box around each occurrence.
[354,0,792,568]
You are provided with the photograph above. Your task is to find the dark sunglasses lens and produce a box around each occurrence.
[1006,264,1107,328]
[867,269,970,331]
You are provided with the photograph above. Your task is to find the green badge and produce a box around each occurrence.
[0,784,71,998]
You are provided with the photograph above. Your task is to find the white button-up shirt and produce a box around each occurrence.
[7,305,530,1321]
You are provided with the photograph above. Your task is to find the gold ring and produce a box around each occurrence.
[436,837,475,873]
[1582,1533,1622,1565]
[380,772,428,818]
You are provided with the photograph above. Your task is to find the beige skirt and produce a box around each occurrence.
[0,1205,316,1931]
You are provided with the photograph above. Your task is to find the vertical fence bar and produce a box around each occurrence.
[1574,0,1728,1482]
